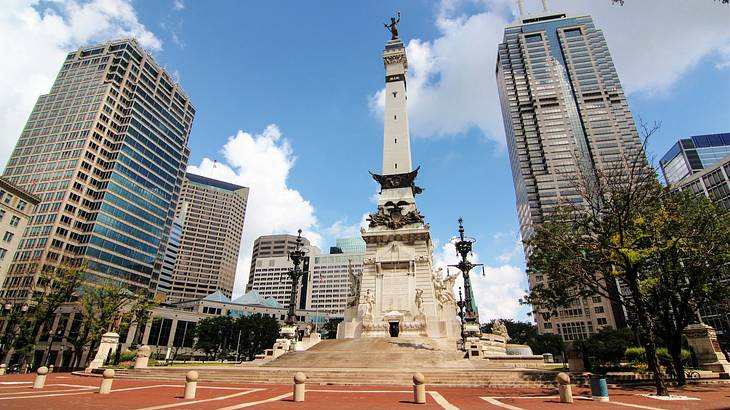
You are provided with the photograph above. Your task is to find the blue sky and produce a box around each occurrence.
[1,0,728,321]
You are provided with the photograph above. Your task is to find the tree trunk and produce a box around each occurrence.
[628,274,668,396]
[668,337,686,386]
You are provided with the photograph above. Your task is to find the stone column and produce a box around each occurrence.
[684,323,730,374]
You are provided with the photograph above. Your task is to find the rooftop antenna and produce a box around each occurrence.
[542,0,550,11]
[517,0,525,16]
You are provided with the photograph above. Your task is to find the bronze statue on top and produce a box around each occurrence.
[384,11,401,40]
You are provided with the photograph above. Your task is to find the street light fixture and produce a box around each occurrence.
[285,229,307,326]
[448,218,485,340]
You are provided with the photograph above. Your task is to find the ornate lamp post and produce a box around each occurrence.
[285,230,307,326]
[448,218,484,339]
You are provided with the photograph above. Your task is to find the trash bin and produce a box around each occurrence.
[589,374,609,402]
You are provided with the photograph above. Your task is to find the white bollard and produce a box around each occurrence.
[134,345,151,369]
[49,364,54,373]
[33,366,49,389]
[413,372,426,404]
[184,371,198,399]
[99,368,115,394]
[293,372,306,402]
[556,372,573,404]
[0,364,6,375]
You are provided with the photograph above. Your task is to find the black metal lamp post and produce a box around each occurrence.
[285,229,307,326]
[448,218,484,336]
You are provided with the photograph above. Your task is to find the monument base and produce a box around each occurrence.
[85,332,119,373]
[684,323,730,374]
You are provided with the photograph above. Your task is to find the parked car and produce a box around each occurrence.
[6,363,22,374]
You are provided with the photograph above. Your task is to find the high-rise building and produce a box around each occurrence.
[0,39,195,303]
[245,234,311,292]
[248,244,318,307]
[335,237,366,254]
[0,178,41,290]
[675,154,730,335]
[659,133,730,186]
[676,154,730,211]
[306,251,364,316]
[164,173,249,302]
[497,4,640,340]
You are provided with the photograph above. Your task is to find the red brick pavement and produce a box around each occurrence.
[0,372,728,409]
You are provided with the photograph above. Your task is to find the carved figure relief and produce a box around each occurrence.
[415,288,424,315]
[362,289,375,321]
[492,319,511,342]
[367,201,424,230]
[347,260,362,308]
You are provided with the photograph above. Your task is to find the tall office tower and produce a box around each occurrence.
[306,250,364,316]
[245,234,311,292]
[0,39,195,303]
[676,154,730,335]
[335,237,366,254]
[497,3,641,340]
[0,178,41,290]
[659,133,730,186]
[164,173,249,302]
[248,244,318,307]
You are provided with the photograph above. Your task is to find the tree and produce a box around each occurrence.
[322,318,343,340]
[8,265,83,368]
[528,333,565,357]
[643,191,730,385]
[578,327,635,368]
[523,124,672,395]
[234,314,279,361]
[72,282,143,367]
[193,316,233,360]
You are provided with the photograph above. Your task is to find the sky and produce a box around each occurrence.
[1,0,728,323]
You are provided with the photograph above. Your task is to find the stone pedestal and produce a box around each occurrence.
[85,332,119,373]
[683,323,730,374]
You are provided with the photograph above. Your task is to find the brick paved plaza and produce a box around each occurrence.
[0,373,728,409]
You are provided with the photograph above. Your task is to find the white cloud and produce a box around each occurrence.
[173,0,185,11]
[496,233,523,264]
[0,0,161,171]
[187,125,322,297]
[324,213,369,241]
[550,0,730,95]
[432,241,530,322]
[369,9,510,143]
[370,0,730,141]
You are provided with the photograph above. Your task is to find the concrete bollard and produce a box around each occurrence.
[134,345,152,369]
[33,366,49,389]
[293,372,306,402]
[413,372,426,404]
[184,371,199,399]
[99,368,115,394]
[556,372,573,404]
[49,364,54,373]
[0,364,6,375]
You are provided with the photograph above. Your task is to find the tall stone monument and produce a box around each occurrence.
[338,16,460,339]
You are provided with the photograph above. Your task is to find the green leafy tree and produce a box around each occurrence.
[523,125,671,395]
[8,265,83,368]
[193,316,234,360]
[528,333,565,357]
[641,190,730,385]
[578,327,635,368]
[322,318,343,340]
[73,282,140,367]
[233,314,279,361]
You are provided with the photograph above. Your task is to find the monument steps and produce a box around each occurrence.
[111,367,560,387]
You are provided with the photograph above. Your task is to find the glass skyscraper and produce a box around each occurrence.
[1,39,195,302]
[659,133,730,186]
[497,8,642,340]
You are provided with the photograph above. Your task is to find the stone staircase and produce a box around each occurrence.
[110,337,565,387]
[112,367,561,387]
